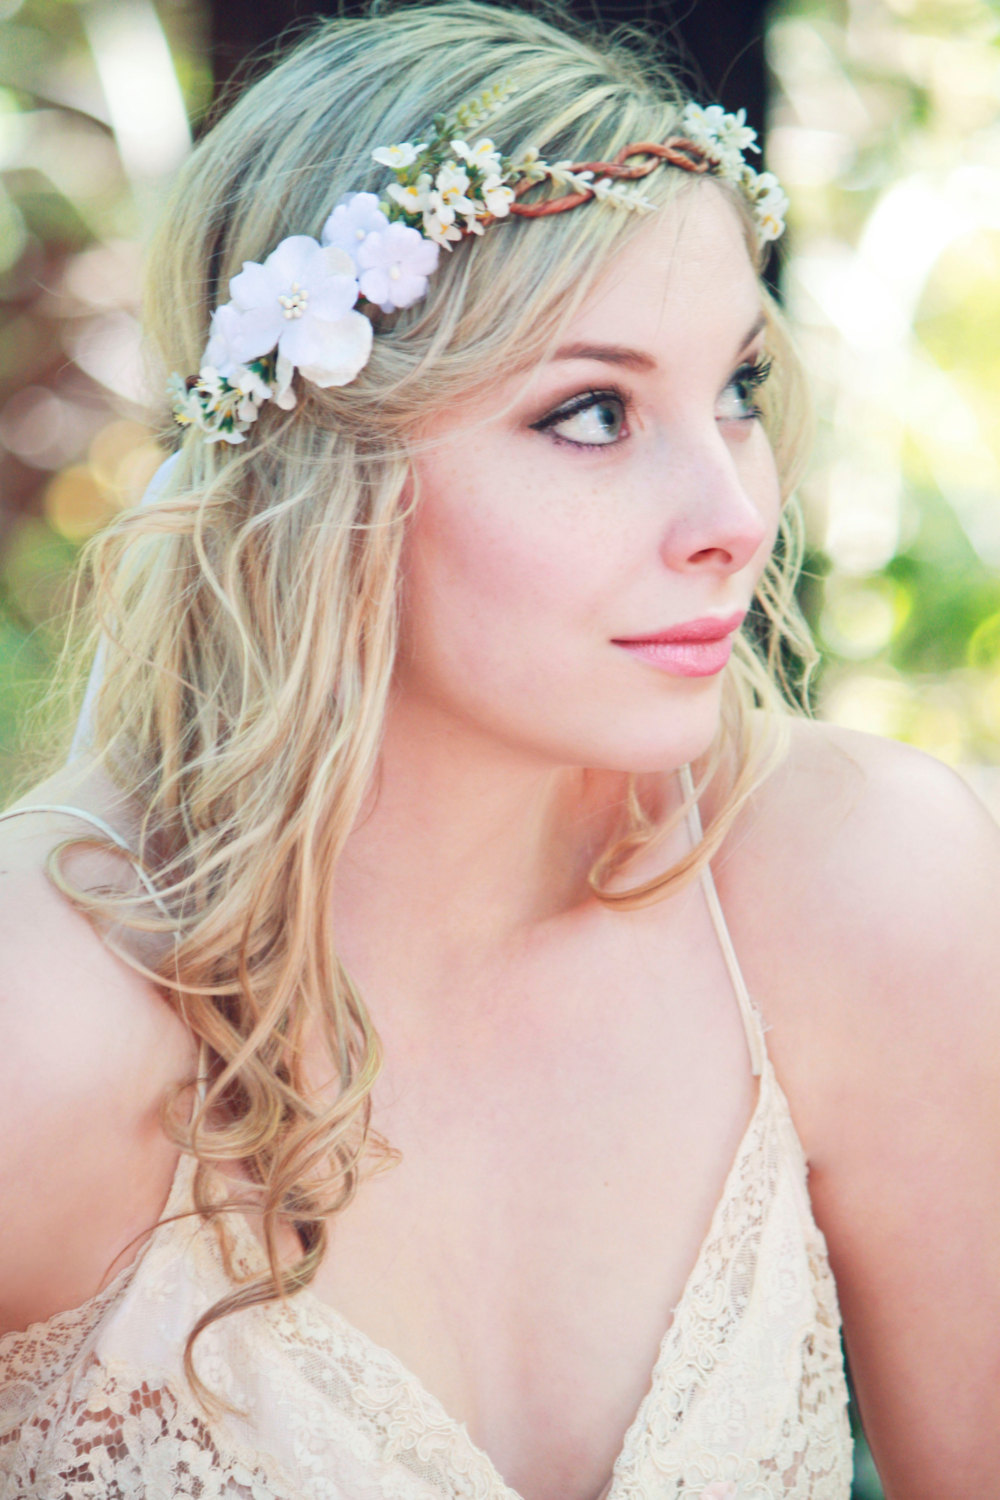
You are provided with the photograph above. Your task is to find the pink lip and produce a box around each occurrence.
[612,611,745,678]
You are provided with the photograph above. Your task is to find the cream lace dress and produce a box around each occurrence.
[0,797,853,1500]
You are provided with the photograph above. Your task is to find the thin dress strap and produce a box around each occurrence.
[0,803,173,921]
[679,765,766,1077]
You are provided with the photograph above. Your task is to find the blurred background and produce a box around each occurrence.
[1,0,998,1490]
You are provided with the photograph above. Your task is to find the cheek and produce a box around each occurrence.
[402,459,592,645]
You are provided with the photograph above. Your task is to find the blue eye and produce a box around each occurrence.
[532,389,628,448]
[717,358,773,423]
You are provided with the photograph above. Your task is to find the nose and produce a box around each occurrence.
[656,426,773,575]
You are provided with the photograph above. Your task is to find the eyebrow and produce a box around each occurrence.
[552,312,768,372]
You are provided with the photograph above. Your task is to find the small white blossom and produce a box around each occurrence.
[546,164,595,195]
[681,103,759,178]
[480,174,515,217]
[193,365,228,402]
[451,137,504,177]
[231,363,272,415]
[716,106,759,156]
[421,193,463,249]
[434,160,475,218]
[387,173,433,216]
[321,192,390,256]
[356,220,440,311]
[273,352,297,409]
[510,145,547,182]
[588,176,655,212]
[190,368,252,444]
[755,200,788,242]
[371,142,426,169]
[167,373,201,427]
[740,167,788,242]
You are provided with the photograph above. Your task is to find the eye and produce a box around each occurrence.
[531,389,629,448]
[716,357,773,423]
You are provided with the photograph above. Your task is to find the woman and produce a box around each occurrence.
[1,5,998,1496]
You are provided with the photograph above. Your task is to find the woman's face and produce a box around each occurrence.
[396,183,782,774]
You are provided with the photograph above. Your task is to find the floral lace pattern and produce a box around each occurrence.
[0,1060,852,1500]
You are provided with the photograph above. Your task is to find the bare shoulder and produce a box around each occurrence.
[734,714,997,907]
[717,716,1000,1048]
[0,767,196,1335]
[716,718,1000,1134]
[717,719,1000,1491]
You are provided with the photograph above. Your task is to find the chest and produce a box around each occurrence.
[304,901,759,1500]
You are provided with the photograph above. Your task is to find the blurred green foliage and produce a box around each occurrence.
[0,0,207,790]
[768,0,1000,814]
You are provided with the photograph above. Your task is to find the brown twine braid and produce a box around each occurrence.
[508,137,711,220]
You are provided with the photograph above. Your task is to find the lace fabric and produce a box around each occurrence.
[0,1056,852,1500]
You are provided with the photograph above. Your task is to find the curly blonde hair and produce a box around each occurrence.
[50,0,815,1398]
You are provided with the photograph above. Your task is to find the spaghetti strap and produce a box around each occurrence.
[0,802,174,922]
[679,765,767,1077]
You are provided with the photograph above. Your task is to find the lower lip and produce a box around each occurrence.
[613,635,735,677]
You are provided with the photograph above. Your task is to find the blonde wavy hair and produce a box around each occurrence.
[53,0,816,1397]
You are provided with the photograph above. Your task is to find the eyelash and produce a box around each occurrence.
[728,357,773,420]
[530,385,631,449]
[530,357,774,451]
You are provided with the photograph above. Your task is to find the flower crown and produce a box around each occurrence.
[169,88,788,445]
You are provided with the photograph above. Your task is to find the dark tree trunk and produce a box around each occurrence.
[210,1,770,143]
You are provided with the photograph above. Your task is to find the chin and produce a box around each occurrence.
[565,691,726,777]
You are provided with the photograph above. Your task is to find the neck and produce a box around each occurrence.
[335,697,675,963]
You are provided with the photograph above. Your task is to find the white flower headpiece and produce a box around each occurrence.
[170,86,787,445]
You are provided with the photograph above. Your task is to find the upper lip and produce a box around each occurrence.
[613,610,746,645]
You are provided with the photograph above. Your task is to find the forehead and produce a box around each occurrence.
[561,181,762,359]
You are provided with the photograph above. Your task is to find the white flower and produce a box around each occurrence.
[272,352,297,409]
[587,177,649,211]
[203,301,246,377]
[356,220,439,311]
[451,137,503,177]
[190,368,251,444]
[387,173,433,216]
[321,192,390,256]
[295,313,373,387]
[742,168,788,242]
[548,162,595,192]
[681,102,759,177]
[718,107,759,156]
[167,372,201,427]
[510,144,547,182]
[755,201,788,242]
[480,174,515,217]
[220,234,370,385]
[434,160,474,214]
[230,363,272,419]
[421,193,464,248]
[371,142,426,169]
[193,365,228,402]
